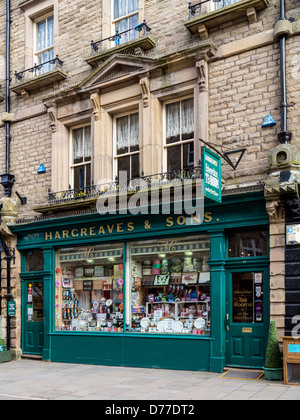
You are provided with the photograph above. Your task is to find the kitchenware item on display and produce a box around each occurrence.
[161,259,169,275]
[142,260,152,275]
[169,258,183,273]
[152,259,161,275]
[140,317,150,328]
[174,320,183,333]
[157,321,165,332]
[194,317,206,329]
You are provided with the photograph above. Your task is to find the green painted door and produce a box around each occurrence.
[225,268,269,368]
[23,281,44,355]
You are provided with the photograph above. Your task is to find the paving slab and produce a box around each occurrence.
[0,359,299,400]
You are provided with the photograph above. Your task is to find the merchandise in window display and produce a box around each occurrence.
[127,235,211,335]
[55,245,124,332]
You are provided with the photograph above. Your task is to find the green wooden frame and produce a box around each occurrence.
[14,192,269,372]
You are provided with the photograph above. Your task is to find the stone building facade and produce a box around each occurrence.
[0,0,299,370]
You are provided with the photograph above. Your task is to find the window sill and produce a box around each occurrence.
[86,35,156,68]
[184,0,270,39]
[11,68,67,98]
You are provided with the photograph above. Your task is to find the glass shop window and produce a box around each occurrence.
[26,250,44,272]
[228,230,268,258]
[126,234,210,335]
[55,244,124,332]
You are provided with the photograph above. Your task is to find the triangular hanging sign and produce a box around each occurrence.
[37,164,46,174]
[262,114,276,127]
[223,149,246,170]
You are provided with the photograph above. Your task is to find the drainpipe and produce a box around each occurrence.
[277,0,292,144]
[0,0,15,197]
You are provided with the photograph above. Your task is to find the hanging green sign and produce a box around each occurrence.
[7,300,16,317]
[201,146,222,203]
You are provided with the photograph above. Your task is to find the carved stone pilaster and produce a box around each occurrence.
[90,92,101,121]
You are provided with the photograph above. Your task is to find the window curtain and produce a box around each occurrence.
[117,114,139,155]
[117,116,129,155]
[36,16,53,52]
[114,0,138,19]
[166,102,180,144]
[181,98,194,140]
[84,126,91,162]
[129,113,139,152]
[73,128,84,164]
[36,16,54,72]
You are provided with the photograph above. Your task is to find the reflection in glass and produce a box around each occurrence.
[228,230,268,258]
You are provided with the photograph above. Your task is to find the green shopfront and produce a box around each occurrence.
[11,191,270,373]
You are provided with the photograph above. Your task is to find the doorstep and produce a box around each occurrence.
[21,354,43,360]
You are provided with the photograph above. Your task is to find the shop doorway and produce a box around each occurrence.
[22,281,44,355]
[225,268,269,368]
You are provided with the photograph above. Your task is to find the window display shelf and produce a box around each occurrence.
[145,300,209,326]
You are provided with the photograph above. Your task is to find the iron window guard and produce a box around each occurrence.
[14,55,64,83]
[91,20,151,55]
[48,166,201,204]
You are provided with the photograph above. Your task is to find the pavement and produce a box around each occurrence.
[0,359,299,401]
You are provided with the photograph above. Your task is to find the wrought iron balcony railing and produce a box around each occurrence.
[91,20,151,55]
[48,166,201,205]
[14,55,64,83]
[188,0,242,18]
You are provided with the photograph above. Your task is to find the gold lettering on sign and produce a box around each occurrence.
[127,222,134,231]
[45,232,53,241]
[43,213,214,241]
[71,229,78,238]
[63,230,69,239]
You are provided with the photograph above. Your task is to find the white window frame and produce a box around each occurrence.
[162,95,195,172]
[34,12,54,73]
[111,0,139,45]
[113,110,140,181]
[69,123,92,190]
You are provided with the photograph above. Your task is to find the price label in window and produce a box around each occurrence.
[153,274,170,286]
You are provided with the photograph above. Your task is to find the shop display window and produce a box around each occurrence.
[126,235,210,335]
[55,244,124,332]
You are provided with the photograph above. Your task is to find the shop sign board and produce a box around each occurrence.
[201,147,222,203]
[7,300,16,317]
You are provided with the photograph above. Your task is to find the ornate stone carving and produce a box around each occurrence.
[90,92,101,121]
[196,60,208,92]
[266,200,279,222]
[46,105,57,133]
[139,77,150,107]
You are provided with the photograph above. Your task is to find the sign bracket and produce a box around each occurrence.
[199,138,246,170]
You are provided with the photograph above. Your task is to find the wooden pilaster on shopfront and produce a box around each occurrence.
[208,230,226,372]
